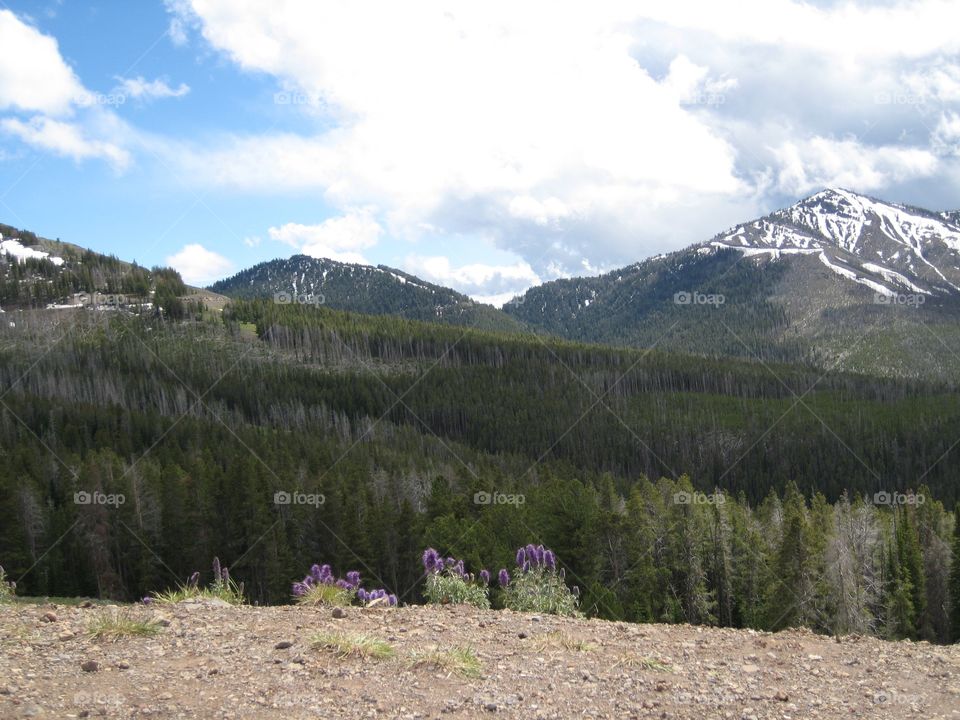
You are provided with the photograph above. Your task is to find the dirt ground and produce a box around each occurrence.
[1,600,958,719]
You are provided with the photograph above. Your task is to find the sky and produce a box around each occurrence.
[0,1,958,306]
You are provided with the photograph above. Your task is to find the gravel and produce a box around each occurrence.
[1,602,958,719]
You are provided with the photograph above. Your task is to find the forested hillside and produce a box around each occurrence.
[209,254,526,333]
[1,302,958,642]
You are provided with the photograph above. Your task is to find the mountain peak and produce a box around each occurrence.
[705,188,960,296]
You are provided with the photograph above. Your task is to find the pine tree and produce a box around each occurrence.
[949,504,960,643]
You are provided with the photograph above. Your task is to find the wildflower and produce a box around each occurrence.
[543,550,556,570]
[346,571,361,588]
[388,594,398,606]
[479,569,491,585]
[142,596,153,604]
[188,571,200,587]
[498,568,510,587]
[422,548,442,574]
[212,556,222,582]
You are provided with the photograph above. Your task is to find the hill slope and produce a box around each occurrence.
[209,254,527,333]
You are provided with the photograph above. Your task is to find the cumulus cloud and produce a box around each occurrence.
[403,254,541,307]
[0,116,130,170]
[0,10,139,171]
[115,76,190,101]
[166,243,234,285]
[268,211,382,265]
[0,10,84,115]
[161,0,960,296]
[772,136,938,195]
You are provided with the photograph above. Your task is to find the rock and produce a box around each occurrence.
[483,702,497,712]
[41,612,57,623]
[274,641,293,649]
[57,631,75,641]
[742,664,759,674]
[117,661,130,670]
[80,660,99,672]
[774,690,789,702]
[331,607,347,619]
[79,600,93,609]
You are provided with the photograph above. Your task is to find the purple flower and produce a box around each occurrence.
[346,571,361,588]
[480,569,491,585]
[292,582,308,597]
[445,557,456,567]
[221,566,230,584]
[515,548,526,567]
[498,568,510,588]
[543,550,556,570]
[212,556,221,582]
[357,589,368,602]
[422,548,442,574]
[188,571,200,587]
[388,594,398,606]
[142,596,153,605]
[310,564,323,581]
[335,579,352,590]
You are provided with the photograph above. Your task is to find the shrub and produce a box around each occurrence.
[292,563,396,607]
[422,548,490,609]
[499,544,580,616]
[0,565,15,603]
[151,557,245,605]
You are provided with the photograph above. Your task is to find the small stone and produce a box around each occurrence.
[81,660,99,672]
[331,607,347,619]
[742,664,759,674]
[484,702,497,712]
[517,632,527,639]
[41,611,57,623]
[58,630,75,641]
[117,661,130,670]
[274,641,293,649]
[774,690,789,702]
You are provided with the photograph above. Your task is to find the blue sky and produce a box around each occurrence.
[1,1,958,304]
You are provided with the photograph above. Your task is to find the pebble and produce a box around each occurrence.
[80,660,99,672]
[332,607,347,619]
[275,641,293,649]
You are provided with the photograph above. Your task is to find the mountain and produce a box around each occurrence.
[504,189,960,380]
[0,222,220,317]
[209,255,526,334]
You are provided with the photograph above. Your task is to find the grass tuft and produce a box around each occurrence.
[87,609,163,641]
[532,631,596,652]
[151,580,244,606]
[409,645,482,677]
[312,631,395,660]
[611,654,673,672]
[295,583,354,607]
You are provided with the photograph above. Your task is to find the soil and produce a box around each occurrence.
[1,600,958,719]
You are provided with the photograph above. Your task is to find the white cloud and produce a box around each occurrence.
[772,136,938,195]
[0,10,85,115]
[163,0,960,288]
[115,76,190,101]
[0,116,131,170]
[169,1,745,274]
[166,244,234,285]
[268,211,382,264]
[403,254,541,305]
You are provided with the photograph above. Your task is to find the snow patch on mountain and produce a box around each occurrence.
[0,235,64,266]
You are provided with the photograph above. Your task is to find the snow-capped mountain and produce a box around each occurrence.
[708,188,960,296]
[504,189,960,379]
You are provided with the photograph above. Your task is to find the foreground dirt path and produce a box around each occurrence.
[1,601,958,719]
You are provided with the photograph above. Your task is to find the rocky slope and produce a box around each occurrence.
[1,601,958,719]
